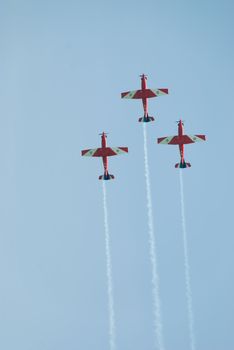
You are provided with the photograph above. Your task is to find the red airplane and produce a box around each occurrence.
[121,74,168,122]
[157,120,206,168]
[81,132,128,180]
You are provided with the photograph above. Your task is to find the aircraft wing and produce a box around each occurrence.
[150,88,169,97]
[121,90,142,99]
[157,136,179,145]
[81,147,128,157]
[157,135,206,145]
[186,135,206,143]
[121,88,168,99]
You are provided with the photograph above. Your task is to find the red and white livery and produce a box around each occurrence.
[121,74,168,122]
[157,120,206,168]
[81,132,128,180]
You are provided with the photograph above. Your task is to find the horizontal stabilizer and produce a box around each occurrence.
[175,161,191,169]
[158,134,206,145]
[81,147,128,157]
[99,174,115,180]
[138,116,155,123]
[121,88,168,99]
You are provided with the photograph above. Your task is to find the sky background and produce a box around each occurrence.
[0,0,233,349]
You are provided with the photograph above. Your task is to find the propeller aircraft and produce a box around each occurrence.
[81,132,128,180]
[121,74,168,122]
[157,120,206,168]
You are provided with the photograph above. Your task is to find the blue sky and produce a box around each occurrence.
[0,0,233,349]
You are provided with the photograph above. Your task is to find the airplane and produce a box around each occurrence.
[81,132,128,180]
[121,74,169,122]
[157,120,206,168]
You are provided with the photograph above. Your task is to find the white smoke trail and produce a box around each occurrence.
[179,170,196,350]
[102,181,116,350]
[143,123,165,350]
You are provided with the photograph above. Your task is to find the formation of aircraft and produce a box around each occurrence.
[121,74,168,122]
[157,120,206,168]
[81,132,128,180]
[81,75,206,178]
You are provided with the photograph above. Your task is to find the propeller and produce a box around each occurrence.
[175,120,185,125]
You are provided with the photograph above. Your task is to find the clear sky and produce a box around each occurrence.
[0,0,233,349]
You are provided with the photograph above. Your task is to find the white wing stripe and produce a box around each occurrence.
[151,89,168,96]
[122,90,137,98]
[111,147,128,154]
[188,135,205,142]
[158,136,175,144]
[83,149,98,156]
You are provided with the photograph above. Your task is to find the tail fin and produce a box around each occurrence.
[99,173,115,180]
[138,115,155,123]
[175,161,191,169]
